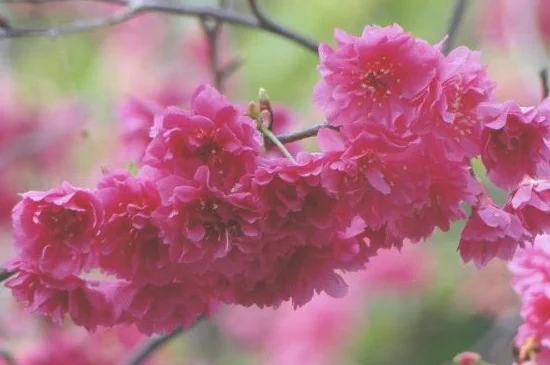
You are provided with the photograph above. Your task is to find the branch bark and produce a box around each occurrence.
[442,0,469,55]
[275,122,335,144]
[0,269,14,283]
[246,0,317,52]
[0,0,319,53]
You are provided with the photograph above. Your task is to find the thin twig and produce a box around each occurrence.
[275,122,335,144]
[540,68,549,99]
[442,0,469,55]
[199,1,226,92]
[259,123,297,163]
[247,0,317,53]
[118,315,206,365]
[0,4,139,39]
[200,18,223,91]
[0,0,319,53]
[0,269,14,283]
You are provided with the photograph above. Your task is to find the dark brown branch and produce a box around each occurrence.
[118,315,206,365]
[275,122,335,144]
[540,68,549,99]
[247,0,317,53]
[0,0,319,53]
[442,0,469,55]
[0,269,14,283]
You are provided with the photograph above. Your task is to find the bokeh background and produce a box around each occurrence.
[0,0,547,364]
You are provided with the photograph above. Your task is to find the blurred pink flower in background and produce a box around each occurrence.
[217,244,433,365]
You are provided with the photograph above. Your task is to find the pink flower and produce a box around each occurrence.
[223,153,352,308]
[509,234,550,363]
[480,101,550,190]
[227,244,349,309]
[453,351,482,365]
[505,179,550,236]
[5,260,113,331]
[414,46,495,160]
[11,182,103,279]
[458,196,531,267]
[390,157,480,243]
[153,166,262,278]
[318,126,480,244]
[143,84,261,191]
[318,126,421,230]
[113,281,213,335]
[95,170,174,285]
[117,97,163,163]
[313,24,440,128]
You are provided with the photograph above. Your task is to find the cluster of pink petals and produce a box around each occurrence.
[12,183,102,279]
[458,196,531,268]
[479,101,550,190]
[8,23,550,335]
[510,234,550,364]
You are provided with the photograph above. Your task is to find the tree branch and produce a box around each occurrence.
[0,269,14,283]
[540,68,549,99]
[0,3,139,39]
[442,0,469,55]
[118,315,206,365]
[247,0,317,53]
[0,0,319,53]
[275,122,335,144]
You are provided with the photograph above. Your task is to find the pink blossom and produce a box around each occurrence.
[479,101,550,190]
[313,24,441,128]
[453,351,482,365]
[113,281,213,335]
[318,126,480,245]
[153,166,262,279]
[95,170,174,285]
[11,182,103,279]
[458,196,531,267]
[224,153,352,308]
[5,260,113,331]
[390,157,480,243]
[318,126,421,230]
[505,179,550,236]
[143,84,261,191]
[509,234,550,363]
[414,46,495,160]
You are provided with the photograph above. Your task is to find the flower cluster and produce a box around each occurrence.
[6,24,550,335]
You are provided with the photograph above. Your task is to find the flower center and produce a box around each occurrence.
[359,61,396,102]
[196,199,242,246]
[36,205,83,239]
